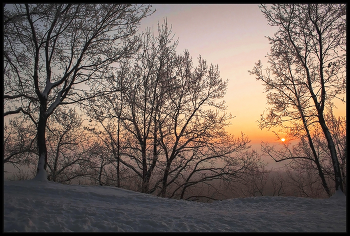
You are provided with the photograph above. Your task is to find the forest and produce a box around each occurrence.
[3,4,346,202]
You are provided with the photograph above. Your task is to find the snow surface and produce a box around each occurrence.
[4,179,347,232]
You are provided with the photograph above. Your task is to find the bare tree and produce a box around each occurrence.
[261,107,346,197]
[3,116,37,169]
[270,171,286,196]
[167,135,254,201]
[154,50,239,198]
[240,159,270,197]
[83,20,259,201]
[249,4,346,193]
[260,131,332,196]
[284,164,328,198]
[3,4,153,180]
[320,109,346,194]
[45,107,93,184]
[83,101,126,187]
[83,21,178,193]
[119,22,178,193]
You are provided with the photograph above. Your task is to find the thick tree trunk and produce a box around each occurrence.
[35,110,48,181]
[142,176,150,194]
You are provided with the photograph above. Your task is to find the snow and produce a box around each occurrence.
[4,180,346,232]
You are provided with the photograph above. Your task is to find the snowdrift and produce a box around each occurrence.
[3,179,346,232]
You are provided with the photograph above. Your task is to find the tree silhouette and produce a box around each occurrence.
[4,4,153,180]
[250,4,346,194]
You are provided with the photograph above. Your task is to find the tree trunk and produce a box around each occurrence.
[318,115,344,192]
[313,147,331,197]
[303,126,331,197]
[117,116,121,188]
[142,176,150,194]
[144,112,159,193]
[180,183,189,200]
[297,104,331,196]
[35,109,48,181]
[98,160,103,186]
[141,143,149,193]
[160,162,171,198]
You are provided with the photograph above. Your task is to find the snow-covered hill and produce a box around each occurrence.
[3,179,346,232]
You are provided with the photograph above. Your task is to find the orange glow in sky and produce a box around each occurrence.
[281,138,285,142]
[139,4,346,151]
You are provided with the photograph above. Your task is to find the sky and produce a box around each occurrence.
[3,4,346,174]
[4,179,346,232]
[138,4,346,150]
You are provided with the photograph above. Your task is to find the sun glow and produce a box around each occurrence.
[281,138,285,142]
